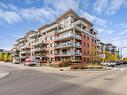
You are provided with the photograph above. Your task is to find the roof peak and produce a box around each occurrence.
[56,9,80,21]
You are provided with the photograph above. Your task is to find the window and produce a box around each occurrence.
[87,58,89,62]
[84,58,86,62]
[87,36,89,40]
[50,50,54,54]
[92,39,94,42]
[84,43,86,47]
[87,51,89,55]
[50,44,54,47]
[84,50,86,55]
[84,35,86,39]
[87,44,89,47]
[45,37,47,41]
[50,36,52,40]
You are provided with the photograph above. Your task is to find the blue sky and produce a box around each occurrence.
[0,0,127,57]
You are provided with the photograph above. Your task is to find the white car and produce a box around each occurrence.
[110,62,116,66]
[101,62,116,67]
[24,57,38,66]
[13,60,20,64]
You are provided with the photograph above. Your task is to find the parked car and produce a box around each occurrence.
[116,61,123,65]
[101,62,116,67]
[13,60,20,64]
[110,62,116,67]
[123,61,127,64]
[24,57,38,66]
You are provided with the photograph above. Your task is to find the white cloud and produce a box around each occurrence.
[96,27,115,35]
[18,7,56,23]
[93,0,127,15]
[0,0,108,27]
[106,0,127,15]
[119,28,127,35]
[24,0,35,5]
[0,2,8,9]
[93,0,109,14]
[44,0,80,14]
[80,10,107,27]
[0,9,22,24]
[8,4,18,11]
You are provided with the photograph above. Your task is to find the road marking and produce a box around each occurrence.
[119,68,125,71]
[0,72,9,79]
[112,68,119,71]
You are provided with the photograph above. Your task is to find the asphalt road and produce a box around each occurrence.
[0,64,127,95]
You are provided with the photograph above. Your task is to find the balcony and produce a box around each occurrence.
[55,33,81,41]
[56,20,98,39]
[29,33,38,38]
[13,53,19,56]
[18,38,27,43]
[32,39,46,46]
[55,42,81,49]
[33,48,45,52]
[20,43,30,49]
[20,56,27,59]
[20,50,30,54]
[33,54,46,58]
[55,52,82,56]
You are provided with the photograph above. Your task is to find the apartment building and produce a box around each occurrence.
[12,9,98,63]
[97,40,118,58]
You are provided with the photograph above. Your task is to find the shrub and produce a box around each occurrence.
[70,64,86,69]
[49,64,59,68]
[70,64,103,70]
[94,66,103,69]
[70,65,79,69]
[58,60,71,67]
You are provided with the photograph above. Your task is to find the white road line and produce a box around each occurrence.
[0,72,9,79]
[119,68,125,71]
[112,68,119,71]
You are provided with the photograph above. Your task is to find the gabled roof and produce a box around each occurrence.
[56,9,80,22]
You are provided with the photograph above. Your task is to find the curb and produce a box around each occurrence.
[0,72,9,79]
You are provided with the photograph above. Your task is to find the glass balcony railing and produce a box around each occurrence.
[20,56,27,59]
[55,42,81,48]
[55,33,81,41]
[20,50,30,54]
[56,20,97,38]
[33,48,44,52]
[56,52,82,56]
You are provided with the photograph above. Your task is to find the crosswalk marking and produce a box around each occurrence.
[112,68,119,70]
[112,68,125,71]
[119,68,125,71]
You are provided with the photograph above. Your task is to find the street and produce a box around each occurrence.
[0,64,127,95]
